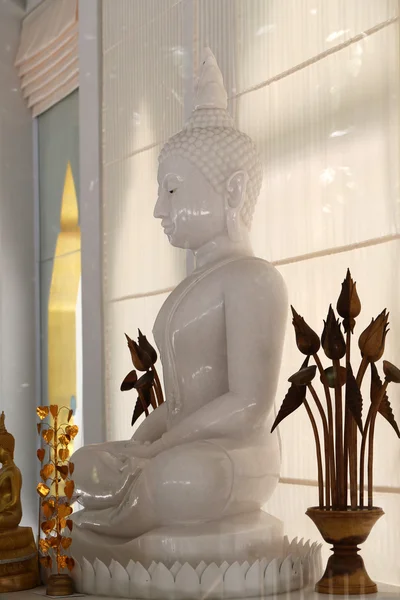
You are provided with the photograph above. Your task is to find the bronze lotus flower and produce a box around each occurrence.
[138,329,158,364]
[125,333,153,371]
[358,309,389,363]
[336,269,361,333]
[291,306,320,355]
[321,305,346,360]
[274,269,400,519]
[122,330,164,427]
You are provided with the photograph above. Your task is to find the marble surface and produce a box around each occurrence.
[2,582,399,600]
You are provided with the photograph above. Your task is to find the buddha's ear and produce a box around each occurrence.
[225,170,248,242]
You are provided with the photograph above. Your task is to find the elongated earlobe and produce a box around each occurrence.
[225,170,248,242]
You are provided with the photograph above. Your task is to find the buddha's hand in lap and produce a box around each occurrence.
[121,438,165,461]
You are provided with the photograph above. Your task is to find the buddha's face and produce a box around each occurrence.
[155,156,226,250]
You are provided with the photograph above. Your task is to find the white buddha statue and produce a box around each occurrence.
[72,49,288,568]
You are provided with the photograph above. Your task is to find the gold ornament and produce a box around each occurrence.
[37,405,78,596]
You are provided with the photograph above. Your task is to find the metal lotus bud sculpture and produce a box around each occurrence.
[291,307,320,355]
[37,405,77,596]
[121,330,164,426]
[272,270,400,595]
[358,309,389,363]
[337,268,361,333]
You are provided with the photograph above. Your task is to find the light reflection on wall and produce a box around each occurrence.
[48,162,81,449]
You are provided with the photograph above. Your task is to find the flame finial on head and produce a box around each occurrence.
[194,48,228,111]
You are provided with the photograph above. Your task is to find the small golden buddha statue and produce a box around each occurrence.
[0,411,15,458]
[0,446,22,529]
[0,412,39,592]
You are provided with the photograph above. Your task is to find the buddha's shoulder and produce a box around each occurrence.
[222,256,287,297]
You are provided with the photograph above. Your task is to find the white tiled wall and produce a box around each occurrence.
[102,0,186,440]
[197,0,400,582]
[102,0,400,582]
[0,0,36,528]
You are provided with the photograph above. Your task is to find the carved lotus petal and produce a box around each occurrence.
[224,561,245,598]
[302,556,311,586]
[195,561,207,578]
[175,562,199,599]
[130,562,150,599]
[82,557,95,595]
[70,558,82,593]
[151,563,174,599]
[201,563,223,599]
[126,559,135,580]
[264,558,280,595]
[245,560,261,597]
[260,557,268,577]
[93,558,111,597]
[170,561,182,579]
[279,556,293,592]
[110,560,129,598]
[220,560,229,577]
[289,537,298,552]
[291,557,303,590]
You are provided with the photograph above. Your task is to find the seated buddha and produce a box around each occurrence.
[72,49,288,568]
[0,413,38,592]
[0,446,22,530]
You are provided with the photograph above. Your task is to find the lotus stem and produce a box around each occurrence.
[366,379,389,509]
[333,359,345,509]
[357,357,372,508]
[356,356,369,388]
[313,353,336,506]
[343,412,349,506]
[344,332,350,507]
[149,386,157,410]
[151,366,164,406]
[346,330,357,510]
[304,399,324,509]
[308,383,330,509]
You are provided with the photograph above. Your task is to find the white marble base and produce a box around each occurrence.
[71,511,284,569]
[13,582,400,600]
[70,536,323,599]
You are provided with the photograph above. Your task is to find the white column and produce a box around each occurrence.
[0,0,36,528]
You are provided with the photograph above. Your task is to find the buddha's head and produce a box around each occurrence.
[155,49,262,250]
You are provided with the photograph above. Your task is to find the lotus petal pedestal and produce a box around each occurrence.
[0,526,39,593]
[71,536,323,599]
[72,511,283,568]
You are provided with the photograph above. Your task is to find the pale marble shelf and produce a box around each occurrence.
[3,582,400,600]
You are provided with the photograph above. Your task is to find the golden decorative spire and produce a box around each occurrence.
[60,162,79,233]
[48,162,81,419]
